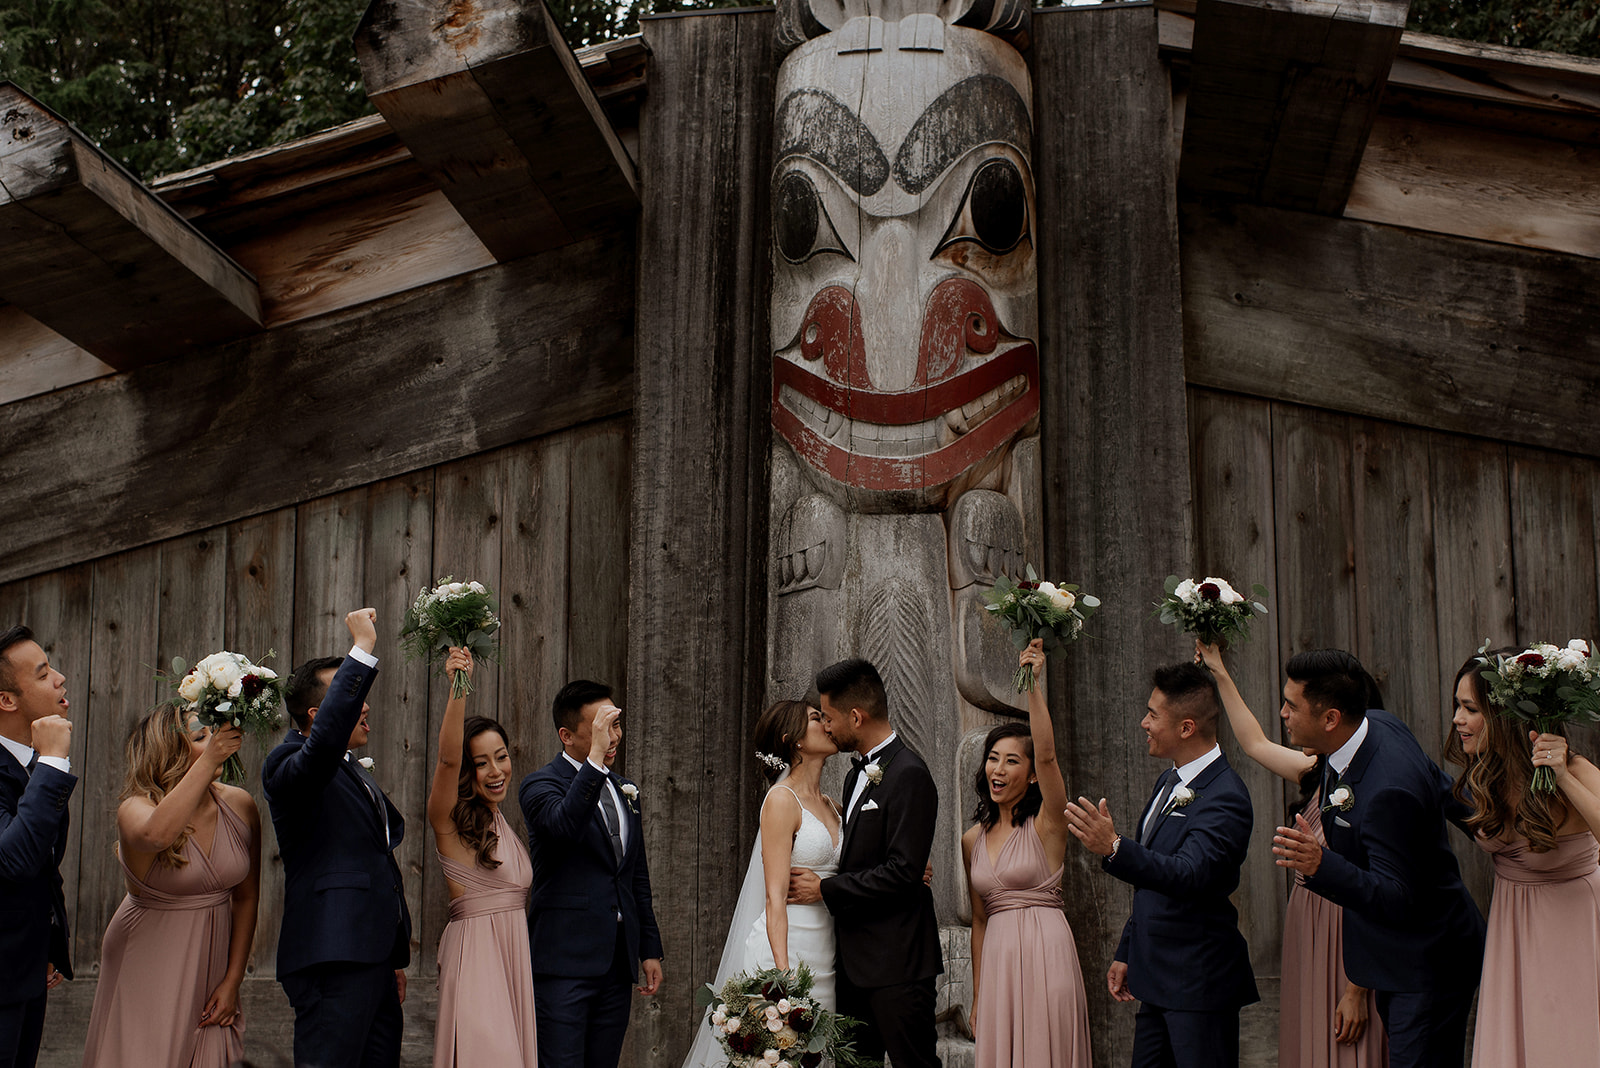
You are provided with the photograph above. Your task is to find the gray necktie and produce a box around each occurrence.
[599,780,624,865]
[25,751,39,776]
[1142,768,1180,845]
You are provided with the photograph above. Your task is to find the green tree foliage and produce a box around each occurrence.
[549,0,766,49]
[1408,0,1600,59]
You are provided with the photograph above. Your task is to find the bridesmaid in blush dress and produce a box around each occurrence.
[1200,642,1387,1068]
[81,704,261,1068]
[1447,653,1600,1067]
[428,648,536,1068]
[962,640,1091,1068]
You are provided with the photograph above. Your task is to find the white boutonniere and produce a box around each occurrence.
[1167,785,1197,811]
[619,782,639,813]
[357,756,375,771]
[1323,783,1355,813]
[864,762,883,786]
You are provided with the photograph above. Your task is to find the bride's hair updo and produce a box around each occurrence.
[753,699,811,783]
[122,703,198,868]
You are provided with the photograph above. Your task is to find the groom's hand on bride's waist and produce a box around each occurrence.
[787,867,821,904]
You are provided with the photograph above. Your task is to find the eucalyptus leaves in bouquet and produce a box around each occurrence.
[168,651,286,783]
[400,577,502,698]
[981,565,1100,693]
[1477,639,1600,793]
[1155,575,1269,649]
[693,964,872,1068]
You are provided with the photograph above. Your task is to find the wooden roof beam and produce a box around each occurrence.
[0,85,262,371]
[353,0,640,263]
[1178,0,1409,214]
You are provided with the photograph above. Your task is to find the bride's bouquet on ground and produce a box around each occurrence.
[400,577,501,698]
[694,964,871,1068]
[170,652,285,784]
[1477,639,1600,793]
[981,564,1100,693]
[1156,575,1269,648]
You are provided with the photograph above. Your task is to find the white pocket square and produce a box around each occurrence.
[860,800,880,812]
[1169,811,1187,818]
[1334,816,1351,828]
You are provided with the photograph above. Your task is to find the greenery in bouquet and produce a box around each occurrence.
[693,964,875,1068]
[168,651,286,784]
[400,577,502,698]
[981,564,1100,693]
[1155,575,1269,649]
[1477,639,1600,793]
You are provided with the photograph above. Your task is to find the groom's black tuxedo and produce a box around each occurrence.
[1304,708,1485,1068]
[821,735,941,1068]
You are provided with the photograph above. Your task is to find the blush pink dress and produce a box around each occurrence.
[969,816,1092,1068]
[1279,796,1388,1067]
[80,788,251,1068]
[1470,829,1600,1067]
[433,809,537,1068]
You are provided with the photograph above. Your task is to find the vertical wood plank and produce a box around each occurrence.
[1188,388,1284,975]
[1429,435,1514,906]
[634,10,776,1064]
[156,529,228,694]
[1511,449,1600,641]
[567,419,630,716]
[225,507,298,974]
[1272,404,1357,658]
[293,490,369,665]
[1351,420,1441,755]
[1034,8,1190,1063]
[79,546,161,968]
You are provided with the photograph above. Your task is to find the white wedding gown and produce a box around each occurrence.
[680,782,841,1068]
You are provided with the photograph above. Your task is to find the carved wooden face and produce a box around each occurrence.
[771,20,1038,504]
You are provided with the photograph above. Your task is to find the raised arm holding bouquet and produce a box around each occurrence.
[171,652,286,783]
[1155,576,1268,649]
[400,578,501,698]
[981,566,1099,693]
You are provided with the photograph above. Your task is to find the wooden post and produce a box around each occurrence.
[0,85,262,370]
[1033,6,1193,1064]
[630,9,776,1066]
[353,0,639,261]
[1178,0,1408,214]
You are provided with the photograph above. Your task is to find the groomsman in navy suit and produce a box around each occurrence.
[521,680,663,1068]
[1066,663,1258,1068]
[264,608,413,1068]
[0,627,75,1068]
[1273,649,1485,1068]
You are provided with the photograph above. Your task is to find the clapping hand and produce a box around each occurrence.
[1273,813,1322,876]
[1064,796,1119,856]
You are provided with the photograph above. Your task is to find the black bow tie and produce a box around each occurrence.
[851,754,868,771]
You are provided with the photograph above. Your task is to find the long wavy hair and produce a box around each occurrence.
[1445,650,1568,853]
[971,723,1042,831]
[121,703,197,868]
[453,716,511,869]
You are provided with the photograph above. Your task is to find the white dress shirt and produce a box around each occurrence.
[1327,716,1370,779]
[1140,743,1222,838]
[846,731,897,819]
[563,751,628,854]
[0,732,71,775]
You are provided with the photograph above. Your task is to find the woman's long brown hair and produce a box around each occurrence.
[452,716,510,869]
[120,703,197,868]
[1446,652,1569,853]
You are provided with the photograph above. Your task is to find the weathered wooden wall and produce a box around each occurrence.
[2,420,631,1065]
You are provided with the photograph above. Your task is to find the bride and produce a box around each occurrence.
[681,699,843,1067]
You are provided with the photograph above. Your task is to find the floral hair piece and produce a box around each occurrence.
[756,751,790,773]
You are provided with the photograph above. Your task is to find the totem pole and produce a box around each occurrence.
[767,0,1040,922]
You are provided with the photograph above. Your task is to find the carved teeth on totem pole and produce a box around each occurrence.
[776,494,847,594]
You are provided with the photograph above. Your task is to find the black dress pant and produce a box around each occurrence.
[281,961,403,1068]
[533,922,634,1068]
[0,994,46,1068]
[837,970,940,1068]
[1376,986,1475,1068]
[1131,1002,1241,1068]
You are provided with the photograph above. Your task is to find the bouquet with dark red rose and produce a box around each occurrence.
[1477,639,1600,793]
[981,564,1100,693]
[693,964,873,1068]
[1155,574,1268,649]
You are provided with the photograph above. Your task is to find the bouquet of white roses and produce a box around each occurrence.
[981,564,1100,693]
[171,651,285,784]
[1477,639,1600,793]
[693,964,870,1068]
[399,577,501,698]
[1156,575,1268,649]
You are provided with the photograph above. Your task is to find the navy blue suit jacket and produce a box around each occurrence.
[1304,708,1485,993]
[263,656,411,977]
[1106,751,1259,1012]
[0,749,75,1005]
[520,754,663,982]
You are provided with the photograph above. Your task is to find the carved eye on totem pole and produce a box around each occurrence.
[769,19,1039,508]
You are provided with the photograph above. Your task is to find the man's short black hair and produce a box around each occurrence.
[0,625,35,694]
[286,656,344,731]
[815,658,888,721]
[553,680,613,735]
[1284,649,1373,726]
[1151,662,1222,738]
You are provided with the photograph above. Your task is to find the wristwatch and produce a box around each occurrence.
[1106,834,1122,860]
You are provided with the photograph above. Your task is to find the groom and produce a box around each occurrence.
[789,658,942,1068]
[1273,649,1485,1068]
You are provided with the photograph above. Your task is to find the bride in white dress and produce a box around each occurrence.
[681,700,842,1068]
